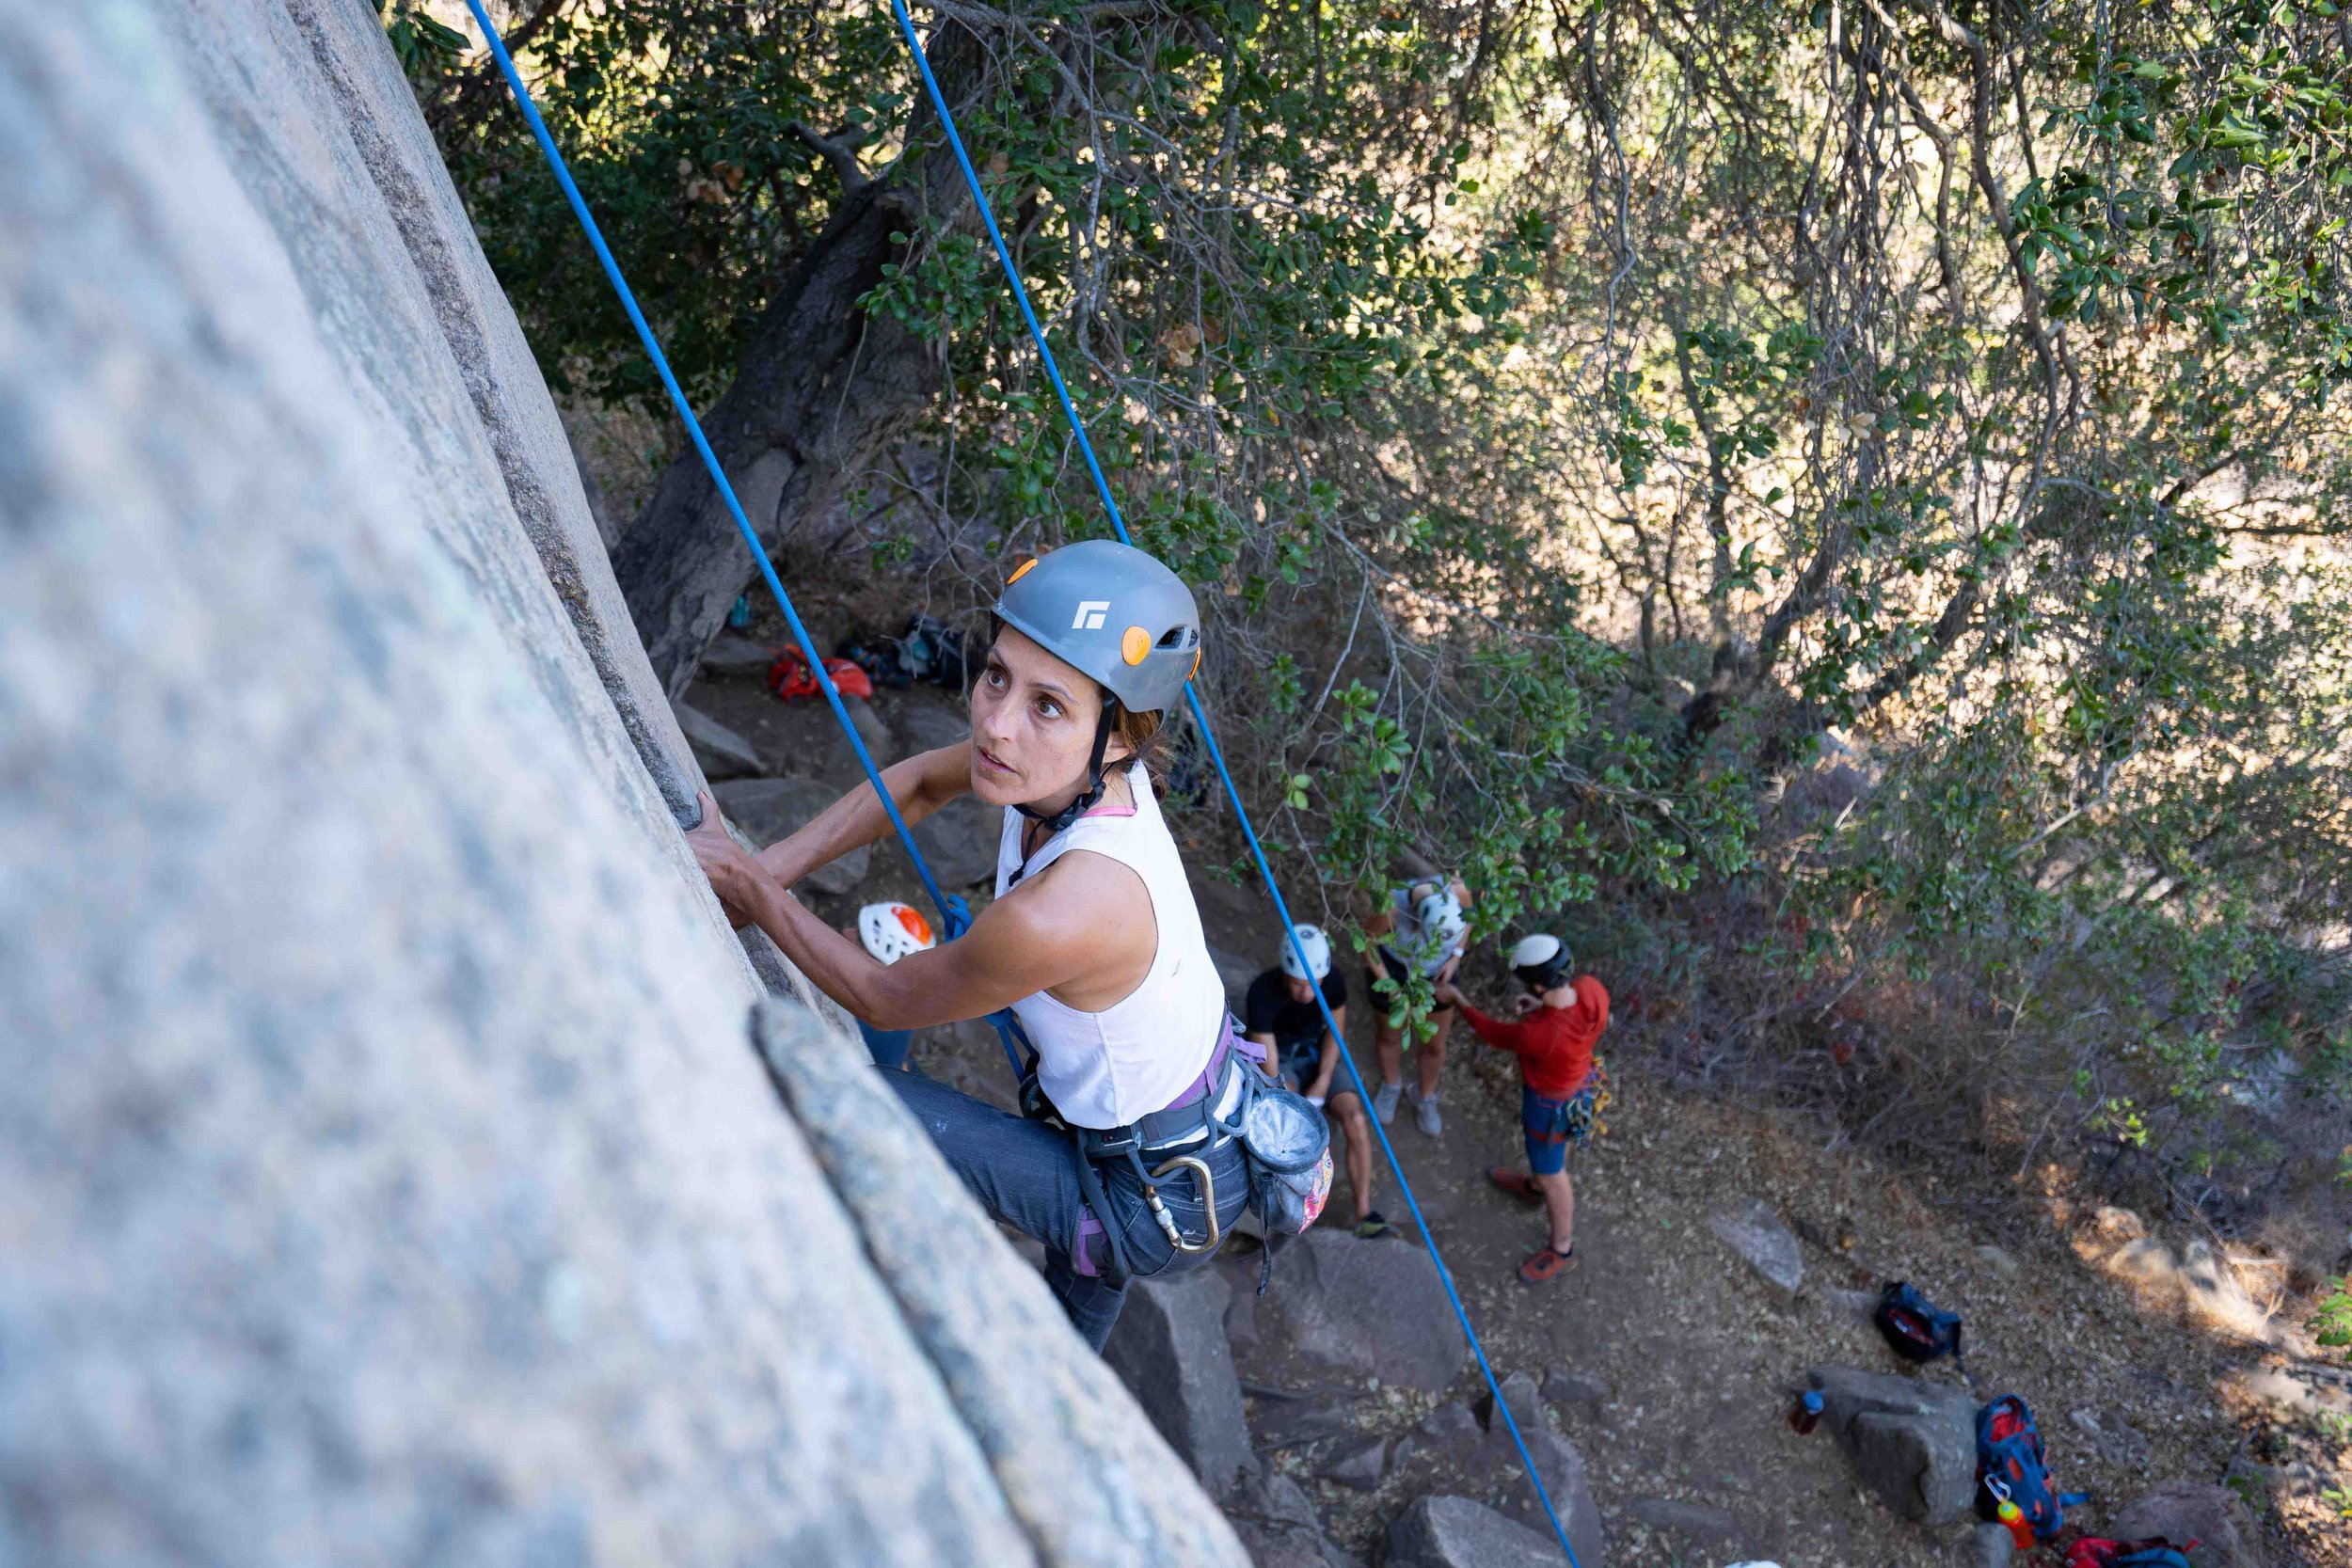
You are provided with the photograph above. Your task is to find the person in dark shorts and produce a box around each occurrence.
[1436,934,1609,1284]
[1244,926,1394,1239]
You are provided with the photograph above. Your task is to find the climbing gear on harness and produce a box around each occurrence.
[1511,932,1573,991]
[468,0,1594,1549]
[995,541,1201,715]
[858,901,937,965]
[1874,1280,1966,1377]
[1147,1153,1223,1253]
[1280,924,1333,982]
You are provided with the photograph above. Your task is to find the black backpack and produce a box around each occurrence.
[1874,1280,1964,1373]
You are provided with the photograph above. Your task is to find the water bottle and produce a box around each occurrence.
[1788,1387,1823,1435]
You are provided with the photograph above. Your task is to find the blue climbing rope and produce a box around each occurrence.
[463,2,1581,1558]
[458,0,1026,1082]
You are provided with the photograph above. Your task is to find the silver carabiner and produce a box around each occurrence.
[1145,1153,1221,1254]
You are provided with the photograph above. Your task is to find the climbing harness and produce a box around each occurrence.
[461,1,1586,1555]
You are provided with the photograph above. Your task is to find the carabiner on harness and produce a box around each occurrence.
[1145,1154,1221,1254]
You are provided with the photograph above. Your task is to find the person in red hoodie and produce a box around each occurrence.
[1435,934,1609,1285]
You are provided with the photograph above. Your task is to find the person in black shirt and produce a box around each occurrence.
[1243,926,1393,1239]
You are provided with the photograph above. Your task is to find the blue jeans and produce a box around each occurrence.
[858,1019,914,1071]
[888,1070,1251,1351]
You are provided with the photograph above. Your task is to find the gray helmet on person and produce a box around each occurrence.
[994,539,1201,715]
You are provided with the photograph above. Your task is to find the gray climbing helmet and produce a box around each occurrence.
[993,539,1201,714]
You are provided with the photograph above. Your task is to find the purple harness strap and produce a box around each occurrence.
[1073,1015,1251,1277]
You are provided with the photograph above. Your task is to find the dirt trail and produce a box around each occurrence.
[691,668,2348,1566]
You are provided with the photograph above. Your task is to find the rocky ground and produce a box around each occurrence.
[678,650,2351,1568]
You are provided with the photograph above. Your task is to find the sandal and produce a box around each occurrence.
[1486,1167,1545,1207]
[1518,1243,1576,1285]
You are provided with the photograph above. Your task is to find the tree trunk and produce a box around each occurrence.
[612,25,987,695]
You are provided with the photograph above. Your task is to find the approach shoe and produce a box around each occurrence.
[1518,1243,1576,1285]
[1353,1212,1399,1240]
[1486,1166,1545,1207]
[1408,1085,1442,1138]
[1372,1080,1403,1125]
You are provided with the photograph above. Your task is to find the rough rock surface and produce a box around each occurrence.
[2110,1481,2265,1568]
[1974,1520,2017,1567]
[1807,1368,1979,1524]
[1476,1385,1608,1562]
[675,696,768,778]
[1629,1497,1744,1545]
[1101,1272,1254,1500]
[1708,1197,1805,1297]
[1224,1467,1359,1568]
[0,4,1243,1562]
[714,776,872,893]
[702,634,778,675]
[913,792,1002,886]
[1386,1496,1565,1568]
[1248,1230,1468,1389]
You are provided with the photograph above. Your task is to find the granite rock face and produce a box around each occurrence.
[0,3,1242,1563]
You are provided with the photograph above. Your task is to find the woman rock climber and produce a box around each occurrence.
[685,540,1258,1349]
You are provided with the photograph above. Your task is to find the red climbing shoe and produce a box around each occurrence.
[1486,1166,1544,1207]
[1518,1243,1575,1285]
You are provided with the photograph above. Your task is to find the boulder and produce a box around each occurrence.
[1102,1271,1254,1500]
[914,792,1001,887]
[841,694,896,760]
[1386,1496,1565,1568]
[1477,1398,1608,1562]
[1224,1466,1359,1568]
[898,702,972,754]
[701,634,778,676]
[1247,1229,1468,1390]
[713,777,870,894]
[1210,944,1263,1011]
[2109,1481,2265,1568]
[1708,1197,1804,1298]
[1628,1497,1743,1545]
[1973,1521,2016,1568]
[673,696,766,778]
[1806,1368,1979,1524]
[1474,1370,1545,1438]
[1318,1435,1386,1491]
[1542,1370,1613,1411]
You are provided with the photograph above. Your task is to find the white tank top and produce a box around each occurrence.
[993,761,1225,1129]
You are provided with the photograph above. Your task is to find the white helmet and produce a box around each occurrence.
[1510,933,1572,990]
[1414,888,1467,953]
[859,901,938,965]
[1280,924,1333,981]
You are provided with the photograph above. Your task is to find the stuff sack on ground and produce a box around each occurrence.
[1874,1280,1964,1370]
[2065,1540,2196,1568]
[768,645,874,702]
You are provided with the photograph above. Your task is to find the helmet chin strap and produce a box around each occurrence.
[1017,699,1120,835]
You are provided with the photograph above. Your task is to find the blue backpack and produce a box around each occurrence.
[1977,1395,2089,1543]
[1874,1281,1964,1374]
